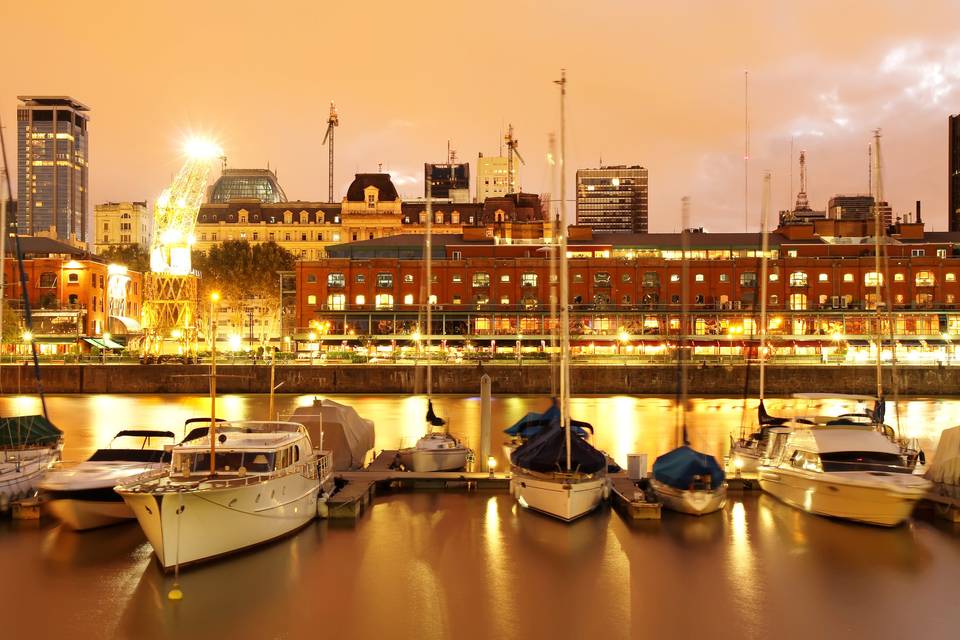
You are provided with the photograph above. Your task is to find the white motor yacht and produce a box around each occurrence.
[0,415,63,510]
[399,431,470,472]
[116,421,334,570]
[40,429,175,530]
[758,424,931,527]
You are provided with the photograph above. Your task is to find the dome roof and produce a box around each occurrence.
[345,173,399,202]
[210,169,287,203]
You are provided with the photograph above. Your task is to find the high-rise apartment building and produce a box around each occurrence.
[94,201,151,252]
[16,96,90,242]
[827,194,892,227]
[425,163,470,201]
[477,154,517,202]
[575,165,649,234]
[950,115,960,231]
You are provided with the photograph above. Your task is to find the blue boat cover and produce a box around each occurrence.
[510,413,606,474]
[652,446,725,490]
[503,400,592,438]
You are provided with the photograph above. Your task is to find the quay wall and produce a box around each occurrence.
[1,364,958,396]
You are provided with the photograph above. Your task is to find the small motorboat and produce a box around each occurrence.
[116,421,334,570]
[40,429,175,530]
[651,446,727,516]
[758,424,931,526]
[0,415,63,511]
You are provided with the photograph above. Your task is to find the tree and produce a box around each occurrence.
[97,244,150,273]
[192,240,295,318]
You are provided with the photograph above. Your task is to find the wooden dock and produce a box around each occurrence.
[324,480,376,520]
[922,484,960,523]
[610,475,661,520]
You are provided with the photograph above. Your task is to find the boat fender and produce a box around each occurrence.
[918,450,926,465]
[317,500,329,519]
[602,483,611,500]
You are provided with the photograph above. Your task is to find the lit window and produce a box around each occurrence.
[307,295,317,305]
[472,272,490,287]
[500,296,510,305]
[947,273,956,282]
[327,273,345,288]
[789,272,807,286]
[864,272,884,287]
[403,274,414,283]
[818,273,828,282]
[670,274,680,283]
[376,273,394,288]
[739,272,756,287]
[719,273,729,283]
[916,271,935,286]
[327,293,345,310]
[452,274,463,283]
[843,273,854,283]
[521,273,538,287]
[403,294,414,305]
[695,273,704,282]
[500,274,511,283]
[769,273,778,282]
[789,293,807,310]
[355,295,366,305]
[355,274,366,283]
[375,294,393,309]
[787,250,798,258]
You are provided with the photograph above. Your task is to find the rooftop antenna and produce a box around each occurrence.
[744,69,750,232]
[873,129,884,205]
[794,150,809,210]
[378,162,383,173]
[322,101,339,203]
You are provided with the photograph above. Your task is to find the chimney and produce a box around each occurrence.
[915,200,922,224]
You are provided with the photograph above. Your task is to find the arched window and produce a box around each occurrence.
[915,271,935,286]
[327,293,345,310]
[374,293,394,309]
[864,272,884,287]
[403,294,414,305]
[789,271,808,287]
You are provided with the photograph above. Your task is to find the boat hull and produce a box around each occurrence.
[0,446,61,507]
[511,472,607,522]
[758,467,930,527]
[118,471,320,570]
[728,443,762,473]
[47,495,133,530]
[651,479,727,516]
[398,448,469,472]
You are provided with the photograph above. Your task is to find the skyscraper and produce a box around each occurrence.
[424,163,470,201]
[476,154,517,202]
[950,114,960,231]
[16,96,90,242]
[575,165,649,234]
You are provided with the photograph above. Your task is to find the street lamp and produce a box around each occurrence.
[102,332,111,364]
[210,292,220,355]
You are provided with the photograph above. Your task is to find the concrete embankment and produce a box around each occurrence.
[1,363,958,396]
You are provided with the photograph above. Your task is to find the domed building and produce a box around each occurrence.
[208,168,287,203]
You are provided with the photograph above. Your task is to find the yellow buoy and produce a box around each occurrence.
[167,585,184,601]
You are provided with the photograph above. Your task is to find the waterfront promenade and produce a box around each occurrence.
[1,362,958,395]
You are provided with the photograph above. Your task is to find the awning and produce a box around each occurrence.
[84,337,125,350]
[34,335,80,344]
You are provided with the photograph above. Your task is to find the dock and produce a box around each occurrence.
[609,474,661,520]
[922,484,960,523]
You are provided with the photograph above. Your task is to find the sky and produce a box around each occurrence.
[2,0,960,232]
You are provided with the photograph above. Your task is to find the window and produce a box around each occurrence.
[435,212,443,224]
[327,273,345,288]
[916,271,935,286]
[818,273,829,282]
[403,274,414,283]
[622,273,633,283]
[671,295,680,304]
[949,294,956,304]
[38,272,57,288]
[948,273,957,282]
[452,274,463,283]
[864,272,883,287]
[694,294,704,304]
[670,274,680,283]
[521,273,538,287]
[789,293,807,310]
[895,294,904,304]
[642,272,659,287]
[451,250,462,261]
[327,293,345,310]
[403,294,414,305]
[307,274,317,284]
[740,272,756,287]
[355,274,366,283]
[472,272,490,287]
[367,194,376,208]
[307,295,317,305]
[500,295,510,305]
[594,272,611,285]
[819,294,828,305]
[719,273,729,283]
[573,273,584,283]
[376,273,394,288]
[769,273,779,282]
[787,250,798,258]
[451,212,460,224]
[500,274,511,283]
[915,293,933,306]
[67,273,79,284]
[695,273,705,282]
[769,294,779,305]
[843,273,854,283]
[789,272,808,287]
[452,295,462,304]
[912,249,925,257]
[355,295,366,305]
[375,293,394,309]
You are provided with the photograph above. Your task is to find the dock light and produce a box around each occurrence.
[210,291,220,303]
[22,330,33,342]
[733,456,744,478]
[488,456,497,477]
[411,330,421,342]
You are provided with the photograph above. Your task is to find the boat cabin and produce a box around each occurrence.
[171,422,311,477]
[764,426,909,474]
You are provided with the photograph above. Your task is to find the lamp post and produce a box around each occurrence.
[102,332,111,364]
[209,291,220,476]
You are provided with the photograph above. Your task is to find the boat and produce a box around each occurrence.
[39,429,174,530]
[290,398,375,471]
[397,167,472,472]
[650,446,727,515]
[757,424,931,526]
[926,425,960,520]
[510,70,608,522]
[116,420,334,570]
[0,415,63,510]
[501,400,591,460]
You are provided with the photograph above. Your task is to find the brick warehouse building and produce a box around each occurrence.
[292,218,960,360]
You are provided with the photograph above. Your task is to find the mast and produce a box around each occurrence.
[426,175,435,419]
[555,69,571,471]
[872,129,883,401]
[548,133,559,398]
[678,197,691,447]
[209,292,219,475]
[744,70,750,232]
[759,172,771,402]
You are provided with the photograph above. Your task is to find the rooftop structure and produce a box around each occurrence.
[208,168,287,203]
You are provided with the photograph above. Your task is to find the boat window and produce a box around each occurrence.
[176,451,276,474]
[819,451,906,473]
[790,450,822,472]
[765,433,788,461]
[293,445,300,463]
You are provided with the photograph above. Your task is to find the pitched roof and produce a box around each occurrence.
[5,236,91,258]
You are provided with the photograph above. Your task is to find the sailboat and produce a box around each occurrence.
[651,197,727,516]
[510,70,609,522]
[0,132,63,510]
[397,170,471,472]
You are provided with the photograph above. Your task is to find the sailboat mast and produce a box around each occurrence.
[548,133,559,399]
[759,172,771,402]
[555,69,571,472]
[678,197,691,446]
[426,177,434,401]
[209,297,218,475]
[872,129,883,401]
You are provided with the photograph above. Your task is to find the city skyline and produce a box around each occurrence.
[2,1,960,233]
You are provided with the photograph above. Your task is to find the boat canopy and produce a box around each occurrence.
[504,400,592,438]
[926,425,960,486]
[112,430,176,441]
[652,446,725,490]
[0,415,62,448]
[510,415,606,474]
[290,399,375,471]
[792,393,879,401]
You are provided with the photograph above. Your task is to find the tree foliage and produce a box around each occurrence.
[96,244,151,273]
[192,240,295,309]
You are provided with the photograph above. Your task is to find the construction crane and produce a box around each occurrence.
[322,101,339,203]
[141,138,221,363]
[504,123,525,194]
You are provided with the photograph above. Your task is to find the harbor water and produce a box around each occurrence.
[2,394,959,639]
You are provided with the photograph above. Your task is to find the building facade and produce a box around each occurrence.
[208,168,287,203]
[828,194,893,227]
[477,154,516,202]
[950,114,960,232]
[576,165,649,234]
[425,163,470,201]
[16,96,90,243]
[94,201,151,252]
